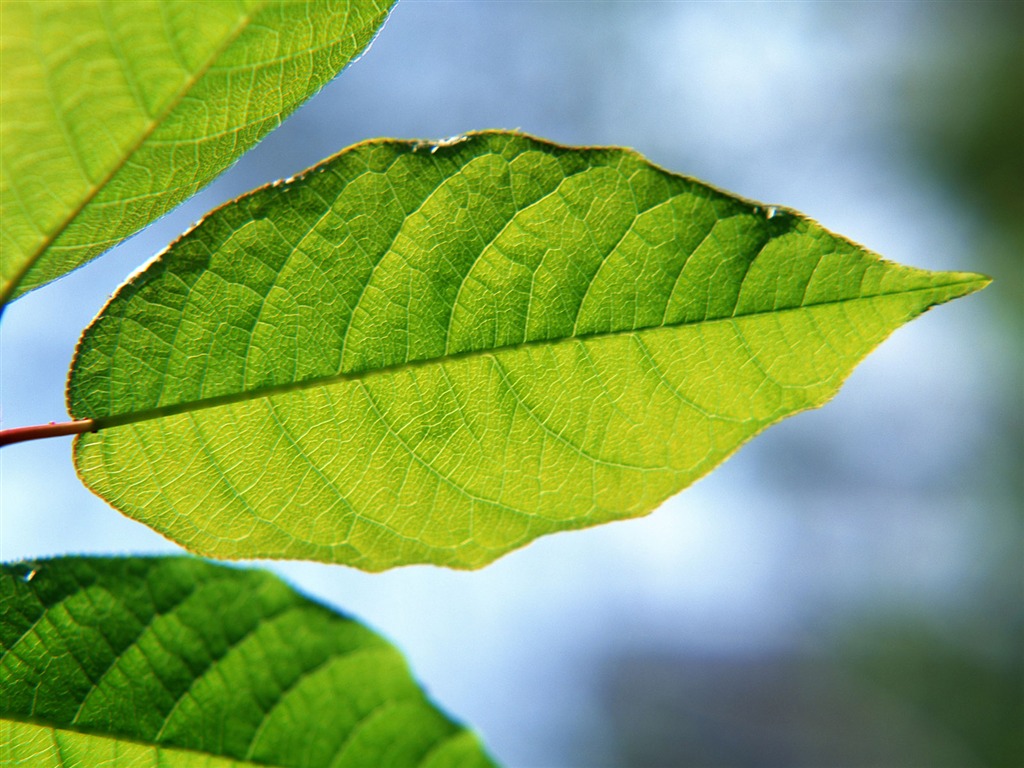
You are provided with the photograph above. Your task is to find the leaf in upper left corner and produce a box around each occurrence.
[0,0,394,309]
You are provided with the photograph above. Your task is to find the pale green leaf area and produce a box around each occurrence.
[0,0,393,307]
[0,557,495,768]
[1,720,251,768]
[67,132,988,571]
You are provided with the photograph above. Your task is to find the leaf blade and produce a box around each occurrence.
[0,0,393,307]
[0,557,495,767]
[68,132,989,569]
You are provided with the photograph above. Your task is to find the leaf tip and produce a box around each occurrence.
[945,270,993,298]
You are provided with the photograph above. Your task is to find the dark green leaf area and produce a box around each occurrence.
[0,557,494,767]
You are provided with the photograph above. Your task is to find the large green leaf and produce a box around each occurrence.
[0,556,495,767]
[0,0,393,308]
[68,131,988,570]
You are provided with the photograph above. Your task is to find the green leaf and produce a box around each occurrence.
[0,0,393,308]
[67,131,989,571]
[0,556,495,767]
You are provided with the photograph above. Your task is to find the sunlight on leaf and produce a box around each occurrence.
[0,556,495,767]
[0,0,393,307]
[68,132,989,570]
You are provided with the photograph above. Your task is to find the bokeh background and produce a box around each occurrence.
[2,2,1021,766]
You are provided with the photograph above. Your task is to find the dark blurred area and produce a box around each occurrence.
[601,637,1021,768]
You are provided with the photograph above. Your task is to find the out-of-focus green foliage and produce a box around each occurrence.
[842,626,1024,767]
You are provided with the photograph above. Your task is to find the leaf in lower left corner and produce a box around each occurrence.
[0,555,497,768]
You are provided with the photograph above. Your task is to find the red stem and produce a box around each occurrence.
[0,419,97,447]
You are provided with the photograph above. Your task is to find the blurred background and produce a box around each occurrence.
[1,1,1021,765]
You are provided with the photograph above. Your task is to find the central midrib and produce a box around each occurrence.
[0,715,272,767]
[82,276,985,431]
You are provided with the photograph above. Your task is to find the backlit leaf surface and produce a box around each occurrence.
[68,132,988,570]
[0,556,494,767]
[0,0,393,307]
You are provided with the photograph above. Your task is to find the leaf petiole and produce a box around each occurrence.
[0,419,96,448]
